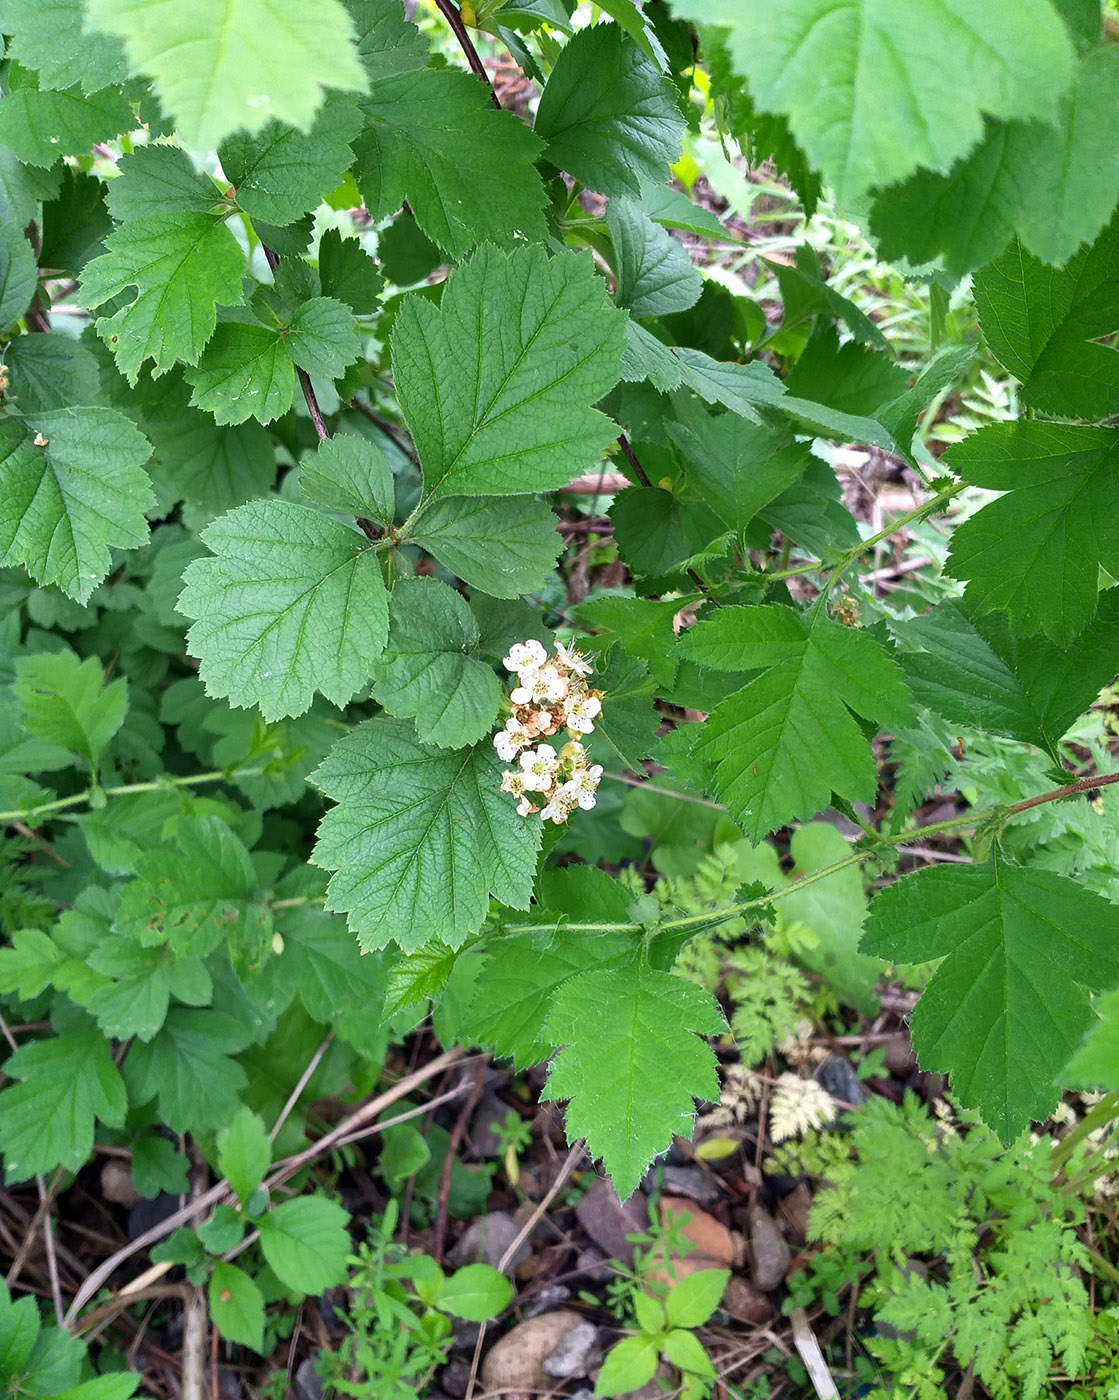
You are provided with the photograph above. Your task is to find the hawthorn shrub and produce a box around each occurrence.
[1,0,1118,1375]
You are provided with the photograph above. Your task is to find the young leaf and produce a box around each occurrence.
[681,0,1075,204]
[209,1262,265,1352]
[664,1269,731,1329]
[81,212,245,381]
[218,92,363,227]
[256,1196,351,1294]
[0,1031,127,1179]
[407,495,562,598]
[0,407,153,602]
[542,959,725,1199]
[354,68,547,256]
[124,1009,254,1134]
[594,1334,660,1398]
[298,433,395,527]
[861,860,1119,1140]
[535,23,684,197]
[371,578,502,749]
[13,650,127,770]
[83,0,367,150]
[0,223,37,328]
[436,1264,513,1322]
[217,1107,271,1208]
[607,199,703,317]
[973,214,1119,420]
[393,243,624,498]
[311,717,541,952]
[945,421,1119,645]
[179,498,389,720]
[675,606,912,839]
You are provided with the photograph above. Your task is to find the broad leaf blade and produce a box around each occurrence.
[408,494,561,597]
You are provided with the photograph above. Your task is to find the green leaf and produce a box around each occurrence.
[782,327,909,420]
[317,227,383,315]
[0,0,129,92]
[436,1263,513,1322]
[179,498,389,721]
[299,432,395,525]
[87,937,210,1041]
[895,594,1119,752]
[664,1269,730,1329]
[871,48,1119,274]
[861,859,1119,1140]
[124,1009,253,1134]
[2,334,101,415]
[543,959,725,1199]
[676,606,912,840]
[1065,990,1119,1091]
[274,894,388,1027]
[594,1334,660,1398]
[973,215,1119,420]
[102,143,225,221]
[621,323,786,419]
[945,421,1119,645]
[348,0,431,81]
[311,717,541,952]
[219,92,363,226]
[218,1107,272,1208]
[535,23,684,197]
[576,593,693,692]
[681,0,1075,204]
[608,199,702,317]
[371,578,501,749]
[0,407,153,602]
[256,1196,351,1294]
[132,1134,189,1197]
[585,650,659,773]
[662,1327,716,1378]
[81,212,245,382]
[114,815,272,958]
[353,68,547,257]
[393,243,624,498]
[0,1031,127,1179]
[13,650,127,769]
[209,1262,264,1352]
[0,223,36,328]
[84,0,367,150]
[609,484,724,579]
[0,82,135,168]
[407,495,561,598]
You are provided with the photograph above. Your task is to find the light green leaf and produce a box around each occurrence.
[862,859,1119,1140]
[114,814,272,958]
[124,1009,253,1134]
[0,223,37,328]
[348,0,431,81]
[945,421,1119,645]
[608,198,702,317]
[256,1196,351,1294]
[676,605,912,840]
[371,578,501,749]
[219,92,363,226]
[575,593,691,692]
[354,67,547,256]
[620,322,786,419]
[594,1334,659,1398]
[311,717,541,952]
[217,1107,271,1207]
[209,1262,264,1352]
[0,407,153,602]
[0,82,135,168]
[662,1327,716,1378]
[680,0,1075,204]
[973,215,1119,420]
[664,1269,730,1329]
[393,243,624,498]
[871,48,1119,274]
[81,211,245,382]
[132,1133,189,1198]
[84,0,367,150]
[543,958,725,1199]
[299,432,395,525]
[0,0,129,92]
[285,296,358,379]
[179,498,389,720]
[407,494,561,597]
[535,22,684,197]
[13,650,126,769]
[183,322,294,425]
[437,1264,513,1322]
[0,1032,127,1179]
[1065,990,1119,1091]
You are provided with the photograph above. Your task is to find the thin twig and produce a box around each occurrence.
[433,1059,489,1261]
[261,243,330,440]
[270,1032,334,1142]
[433,0,502,108]
[350,397,420,465]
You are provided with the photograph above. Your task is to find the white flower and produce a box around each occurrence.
[500,770,526,798]
[519,743,559,792]
[567,764,603,810]
[768,1073,836,1142]
[494,729,520,762]
[503,639,547,673]
[555,641,593,677]
[541,785,579,824]
[563,691,601,734]
[516,795,537,817]
[512,664,568,705]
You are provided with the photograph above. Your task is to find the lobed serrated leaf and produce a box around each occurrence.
[13,649,127,770]
[407,494,561,597]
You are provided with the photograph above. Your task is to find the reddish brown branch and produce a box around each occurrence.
[433,0,502,109]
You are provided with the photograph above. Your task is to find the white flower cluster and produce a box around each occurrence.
[494,639,603,825]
